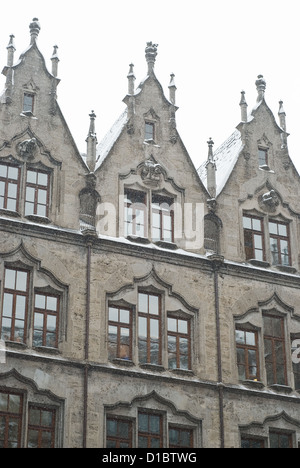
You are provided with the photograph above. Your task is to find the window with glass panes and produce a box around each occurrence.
[27,406,56,448]
[235,328,259,381]
[167,316,191,370]
[23,93,34,114]
[106,417,132,448]
[241,436,265,448]
[138,292,161,365]
[25,169,50,218]
[124,189,147,238]
[243,215,265,261]
[269,220,290,266]
[0,391,23,448]
[258,148,268,167]
[269,431,292,448]
[138,412,162,448]
[152,194,174,243]
[263,314,287,386]
[0,163,20,212]
[0,268,29,343]
[145,122,155,141]
[108,305,132,360]
[33,293,59,348]
[169,426,193,448]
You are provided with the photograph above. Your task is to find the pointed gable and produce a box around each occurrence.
[198,75,300,198]
[93,42,208,251]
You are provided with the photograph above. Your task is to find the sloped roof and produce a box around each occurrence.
[198,128,244,196]
[95,108,128,171]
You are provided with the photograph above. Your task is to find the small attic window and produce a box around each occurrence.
[23,93,34,115]
[258,148,269,168]
[145,122,155,142]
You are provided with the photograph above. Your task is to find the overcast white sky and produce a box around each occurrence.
[1,0,299,172]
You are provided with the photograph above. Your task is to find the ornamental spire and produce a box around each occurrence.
[29,18,41,44]
[145,42,158,75]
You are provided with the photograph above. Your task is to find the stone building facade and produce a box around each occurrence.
[0,20,300,448]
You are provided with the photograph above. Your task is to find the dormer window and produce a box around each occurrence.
[23,93,34,115]
[258,147,268,168]
[145,122,155,141]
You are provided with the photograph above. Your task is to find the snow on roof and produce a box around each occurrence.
[198,128,244,196]
[95,108,128,171]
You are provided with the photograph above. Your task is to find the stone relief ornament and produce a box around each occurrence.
[258,189,280,212]
[139,158,164,186]
[17,137,37,160]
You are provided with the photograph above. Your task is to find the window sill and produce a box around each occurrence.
[32,346,60,355]
[170,368,194,377]
[0,209,21,218]
[269,384,293,394]
[154,240,178,250]
[111,358,134,367]
[4,340,27,350]
[248,259,270,268]
[126,235,151,245]
[25,214,51,224]
[241,379,265,389]
[140,363,165,372]
[275,265,297,274]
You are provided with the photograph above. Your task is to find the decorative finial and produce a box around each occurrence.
[127,63,136,95]
[51,45,59,77]
[255,74,266,102]
[6,35,16,68]
[168,73,177,105]
[7,34,15,50]
[145,42,158,75]
[278,100,287,137]
[207,138,214,162]
[86,111,97,172]
[29,18,41,44]
[206,138,216,198]
[239,90,248,122]
[88,110,97,135]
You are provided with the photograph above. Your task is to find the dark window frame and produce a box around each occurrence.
[0,267,30,344]
[269,219,291,267]
[167,315,191,371]
[124,188,147,238]
[108,305,132,361]
[33,292,60,349]
[25,168,50,218]
[263,314,288,386]
[235,327,260,381]
[241,435,265,448]
[269,430,293,448]
[138,411,163,448]
[138,292,162,366]
[169,425,194,448]
[106,416,133,448]
[0,390,23,448]
[27,405,56,448]
[243,214,266,262]
[0,162,21,212]
[151,194,174,243]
